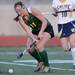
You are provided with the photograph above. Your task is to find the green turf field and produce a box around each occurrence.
[0,46,75,75]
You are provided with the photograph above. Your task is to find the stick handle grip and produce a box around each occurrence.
[56,9,75,13]
[30,41,36,48]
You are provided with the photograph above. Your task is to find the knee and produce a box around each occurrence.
[35,45,44,51]
[70,40,75,48]
[70,43,75,48]
[61,44,68,50]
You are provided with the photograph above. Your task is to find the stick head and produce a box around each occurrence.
[17,52,23,59]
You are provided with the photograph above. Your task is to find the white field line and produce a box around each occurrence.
[14,60,73,64]
[0,61,75,72]
[0,52,71,55]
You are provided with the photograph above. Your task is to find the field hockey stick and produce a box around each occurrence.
[17,41,36,59]
[56,9,75,13]
[57,24,63,38]
[71,22,75,27]
[57,28,63,38]
[56,9,75,37]
[70,21,75,33]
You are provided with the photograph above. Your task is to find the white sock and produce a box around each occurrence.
[71,48,75,65]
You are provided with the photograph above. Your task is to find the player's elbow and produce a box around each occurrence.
[51,7,58,17]
[52,13,58,17]
[42,19,47,26]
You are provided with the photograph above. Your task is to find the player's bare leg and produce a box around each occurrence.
[60,38,71,52]
[27,36,43,71]
[35,32,50,72]
[69,34,75,69]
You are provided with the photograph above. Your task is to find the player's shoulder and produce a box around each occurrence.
[27,7,41,16]
[27,7,38,13]
[29,7,41,14]
[30,7,38,11]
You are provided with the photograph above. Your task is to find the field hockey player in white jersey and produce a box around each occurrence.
[51,0,75,69]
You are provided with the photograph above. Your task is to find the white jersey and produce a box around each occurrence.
[71,0,75,21]
[27,7,32,13]
[52,0,75,24]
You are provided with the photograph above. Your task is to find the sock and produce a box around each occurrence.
[28,49,42,62]
[71,48,75,65]
[39,50,49,66]
[69,48,71,51]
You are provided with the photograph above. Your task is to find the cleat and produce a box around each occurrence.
[34,62,43,72]
[38,65,50,73]
[69,48,71,51]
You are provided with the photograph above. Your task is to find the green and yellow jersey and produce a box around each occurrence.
[14,7,54,37]
[15,8,54,37]
[22,13,42,33]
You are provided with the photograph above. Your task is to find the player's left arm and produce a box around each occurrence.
[69,5,75,11]
[31,8,47,39]
[69,0,75,11]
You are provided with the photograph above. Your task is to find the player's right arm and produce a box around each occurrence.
[51,0,58,17]
[17,16,37,42]
[51,7,58,17]
[69,0,75,11]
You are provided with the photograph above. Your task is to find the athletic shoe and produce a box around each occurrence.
[34,62,43,72]
[38,65,50,73]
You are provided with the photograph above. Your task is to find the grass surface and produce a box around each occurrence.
[0,46,75,75]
